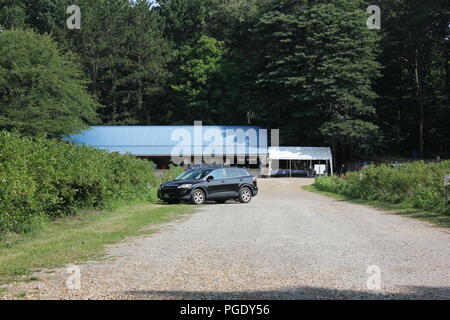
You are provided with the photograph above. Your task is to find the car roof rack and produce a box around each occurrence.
[186,164,227,169]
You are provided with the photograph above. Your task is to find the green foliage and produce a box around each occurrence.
[121,0,172,124]
[252,0,382,152]
[374,0,450,156]
[0,0,67,34]
[146,165,185,202]
[171,36,226,122]
[320,119,382,155]
[1,0,449,160]
[0,131,160,236]
[206,0,264,44]
[158,165,185,185]
[0,0,27,29]
[0,29,98,137]
[315,161,450,214]
[59,0,172,125]
[158,0,216,46]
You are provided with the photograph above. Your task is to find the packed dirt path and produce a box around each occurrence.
[4,178,450,299]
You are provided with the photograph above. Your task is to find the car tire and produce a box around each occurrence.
[239,187,252,203]
[191,189,206,205]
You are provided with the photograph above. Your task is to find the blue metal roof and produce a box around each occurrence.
[68,126,268,156]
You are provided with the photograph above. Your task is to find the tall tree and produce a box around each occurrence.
[60,0,172,124]
[111,0,172,124]
[375,0,450,157]
[0,0,27,30]
[252,0,382,160]
[0,0,67,34]
[0,30,98,137]
[158,0,265,125]
[157,0,216,47]
[170,36,225,123]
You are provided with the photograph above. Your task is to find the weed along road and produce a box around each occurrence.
[5,179,450,299]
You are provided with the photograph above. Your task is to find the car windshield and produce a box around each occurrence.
[175,169,213,181]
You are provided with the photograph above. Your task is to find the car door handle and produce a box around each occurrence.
[221,180,225,183]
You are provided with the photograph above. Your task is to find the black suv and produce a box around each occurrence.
[158,167,258,205]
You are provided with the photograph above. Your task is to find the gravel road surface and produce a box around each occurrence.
[4,178,450,299]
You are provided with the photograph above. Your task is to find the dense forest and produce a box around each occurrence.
[0,0,449,163]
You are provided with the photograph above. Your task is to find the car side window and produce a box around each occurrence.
[239,169,249,176]
[210,169,226,179]
[225,168,242,178]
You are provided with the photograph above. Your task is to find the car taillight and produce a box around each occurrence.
[252,176,257,182]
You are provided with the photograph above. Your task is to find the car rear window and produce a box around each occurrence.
[240,168,250,176]
[226,167,249,177]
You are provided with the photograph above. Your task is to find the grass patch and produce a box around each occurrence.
[0,201,195,285]
[304,185,450,228]
[14,292,27,298]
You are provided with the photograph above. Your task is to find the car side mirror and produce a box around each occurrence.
[206,176,214,182]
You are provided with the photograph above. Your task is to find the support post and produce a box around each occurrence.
[445,175,450,206]
[289,160,292,178]
[446,185,448,207]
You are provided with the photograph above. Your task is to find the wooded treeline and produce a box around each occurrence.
[0,0,449,162]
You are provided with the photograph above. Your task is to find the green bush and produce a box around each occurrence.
[315,161,450,215]
[0,132,161,235]
[158,165,185,185]
[144,165,186,203]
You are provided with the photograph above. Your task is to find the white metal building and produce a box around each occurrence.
[262,146,333,177]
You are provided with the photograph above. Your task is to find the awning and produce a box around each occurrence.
[268,146,333,175]
[269,147,333,161]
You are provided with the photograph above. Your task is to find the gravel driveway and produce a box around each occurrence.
[5,178,450,299]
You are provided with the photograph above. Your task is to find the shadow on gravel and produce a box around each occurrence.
[124,286,450,300]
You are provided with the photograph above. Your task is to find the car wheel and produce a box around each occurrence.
[191,189,206,205]
[239,187,252,203]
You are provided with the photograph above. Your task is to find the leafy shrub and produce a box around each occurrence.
[315,161,450,215]
[0,132,160,235]
[158,165,185,185]
[144,165,186,203]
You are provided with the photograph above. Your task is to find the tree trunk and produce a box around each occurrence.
[137,59,143,114]
[414,50,424,157]
[349,137,353,161]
